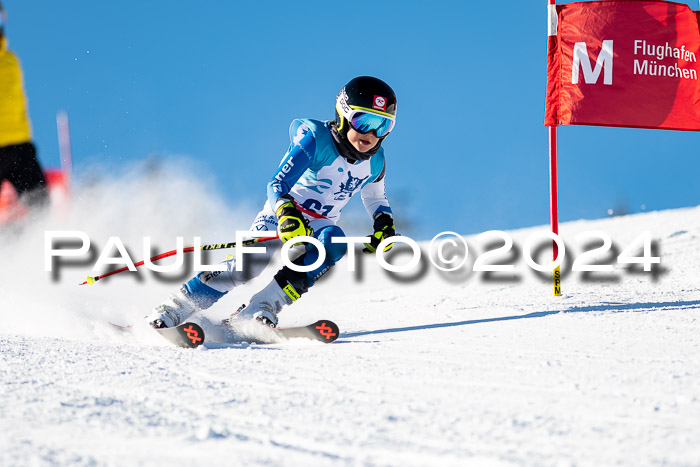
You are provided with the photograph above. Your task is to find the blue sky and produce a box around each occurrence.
[4,0,699,239]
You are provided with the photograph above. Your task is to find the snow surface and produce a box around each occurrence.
[1,167,699,466]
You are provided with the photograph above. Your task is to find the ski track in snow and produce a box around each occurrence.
[1,172,700,466]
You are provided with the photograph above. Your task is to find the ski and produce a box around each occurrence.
[110,319,337,347]
[222,319,340,344]
[109,321,205,348]
[274,320,340,343]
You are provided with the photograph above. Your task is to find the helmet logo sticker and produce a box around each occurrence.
[373,96,387,111]
[338,89,351,115]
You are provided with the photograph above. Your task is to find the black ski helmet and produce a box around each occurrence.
[335,76,397,139]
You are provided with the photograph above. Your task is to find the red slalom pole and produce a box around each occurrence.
[79,235,279,286]
[57,110,73,187]
[549,126,561,296]
[548,0,561,296]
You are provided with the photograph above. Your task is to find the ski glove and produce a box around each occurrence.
[363,212,396,253]
[275,194,313,244]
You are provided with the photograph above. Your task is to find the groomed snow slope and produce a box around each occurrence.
[1,169,699,466]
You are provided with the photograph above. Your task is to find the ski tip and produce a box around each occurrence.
[155,322,206,348]
[180,323,205,348]
[311,320,340,343]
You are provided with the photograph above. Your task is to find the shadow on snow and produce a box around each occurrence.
[341,300,700,339]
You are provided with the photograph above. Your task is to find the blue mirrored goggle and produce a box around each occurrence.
[349,111,395,138]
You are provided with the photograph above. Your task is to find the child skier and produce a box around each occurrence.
[146,76,398,329]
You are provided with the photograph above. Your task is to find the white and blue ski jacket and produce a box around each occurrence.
[266,119,392,223]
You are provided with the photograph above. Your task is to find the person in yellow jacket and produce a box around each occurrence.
[0,1,47,207]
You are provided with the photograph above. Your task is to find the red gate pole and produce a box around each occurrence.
[549,125,561,296]
[548,0,561,296]
[57,110,73,187]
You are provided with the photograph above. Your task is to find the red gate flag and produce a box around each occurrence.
[545,0,700,131]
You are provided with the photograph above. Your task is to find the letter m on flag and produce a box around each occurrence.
[572,40,613,85]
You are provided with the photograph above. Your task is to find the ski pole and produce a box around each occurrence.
[79,235,279,286]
